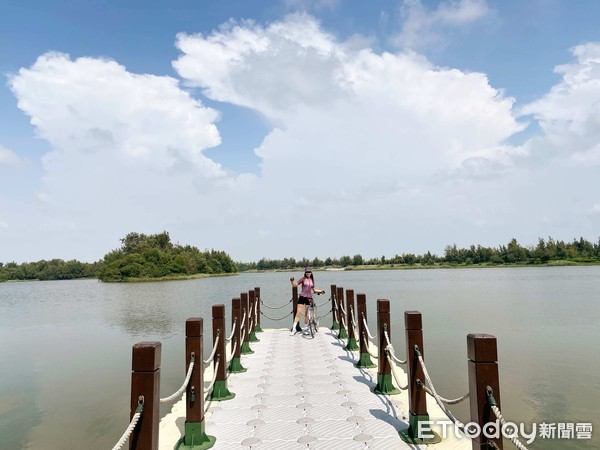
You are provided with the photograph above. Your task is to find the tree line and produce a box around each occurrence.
[2,235,599,282]
[0,231,237,282]
[236,236,600,271]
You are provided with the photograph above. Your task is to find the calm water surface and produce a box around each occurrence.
[0,267,598,449]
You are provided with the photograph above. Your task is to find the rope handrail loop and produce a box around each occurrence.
[260,298,293,310]
[111,396,143,450]
[415,351,467,434]
[203,331,220,366]
[260,310,292,321]
[384,349,408,390]
[316,298,329,308]
[349,307,359,337]
[383,329,392,347]
[385,344,407,365]
[226,319,237,343]
[488,387,530,450]
[226,338,237,365]
[204,356,220,394]
[320,308,332,319]
[340,313,348,331]
[418,382,469,404]
[160,354,195,404]
[362,314,376,341]
[340,302,347,316]
[241,309,247,326]
[363,333,379,359]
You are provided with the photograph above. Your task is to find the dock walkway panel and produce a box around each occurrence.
[160,328,470,449]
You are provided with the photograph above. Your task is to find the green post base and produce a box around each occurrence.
[249,331,259,342]
[240,341,254,354]
[331,321,339,330]
[399,413,442,444]
[228,357,247,373]
[355,352,376,368]
[338,328,348,339]
[344,337,359,351]
[255,324,263,332]
[174,421,216,450]
[372,374,400,395]
[208,380,235,401]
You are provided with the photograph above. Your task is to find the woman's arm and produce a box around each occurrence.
[290,276,304,288]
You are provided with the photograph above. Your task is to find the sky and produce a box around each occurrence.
[1,0,599,264]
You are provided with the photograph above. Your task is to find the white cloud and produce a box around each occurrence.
[520,43,600,166]
[4,16,600,263]
[393,0,490,50]
[0,145,25,167]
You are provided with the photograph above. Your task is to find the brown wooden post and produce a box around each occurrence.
[468,334,503,449]
[175,318,216,448]
[336,286,347,339]
[254,287,263,332]
[130,342,160,450]
[330,284,338,330]
[228,298,246,373]
[240,292,253,354]
[209,305,235,401]
[344,289,358,350]
[400,311,440,444]
[355,293,375,368]
[248,289,259,342]
[292,285,301,331]
[373,300,398,395]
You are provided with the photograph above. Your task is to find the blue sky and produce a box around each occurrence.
[1,0,600,263]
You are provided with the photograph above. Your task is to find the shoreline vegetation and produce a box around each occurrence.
[1,234,599,283]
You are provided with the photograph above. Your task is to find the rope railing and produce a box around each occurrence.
[489,388,530,450]
[226,338,237,365]
[362,315,376,341]
[111,397,143,450]
[260,299,292,309]
[240,309,247,331]
[363,333,379,359]
[203,331,220,366]
[315,298,330,308]
[204,356,220,395]
[385,344,406,365]
[260,310,292,321]
[384,350,408,390]
[415,349,467,434]
[160,355,195,404]
[383,330,406,365]
[350,308,359,338]
[418,384,469,405]
[226,319,237,343]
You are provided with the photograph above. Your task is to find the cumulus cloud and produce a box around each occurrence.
[6,52,244,259]
[520,43,600,165]
[393,0,491,50]
[171,13,533,258]
[5,15,600,262]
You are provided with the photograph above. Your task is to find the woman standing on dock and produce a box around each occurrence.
[289,266,325,335]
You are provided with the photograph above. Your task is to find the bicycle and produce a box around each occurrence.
[304,293,323,338]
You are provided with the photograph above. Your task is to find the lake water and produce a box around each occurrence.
[0,267,598,449]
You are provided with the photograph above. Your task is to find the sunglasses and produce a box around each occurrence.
[305,271,312,274]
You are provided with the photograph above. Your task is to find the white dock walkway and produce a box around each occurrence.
[160,328,471,449]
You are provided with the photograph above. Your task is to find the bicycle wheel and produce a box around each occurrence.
[312,307,319,333]
[307,308,315,338]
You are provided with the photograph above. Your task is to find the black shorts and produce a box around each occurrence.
[298,296,312,305]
